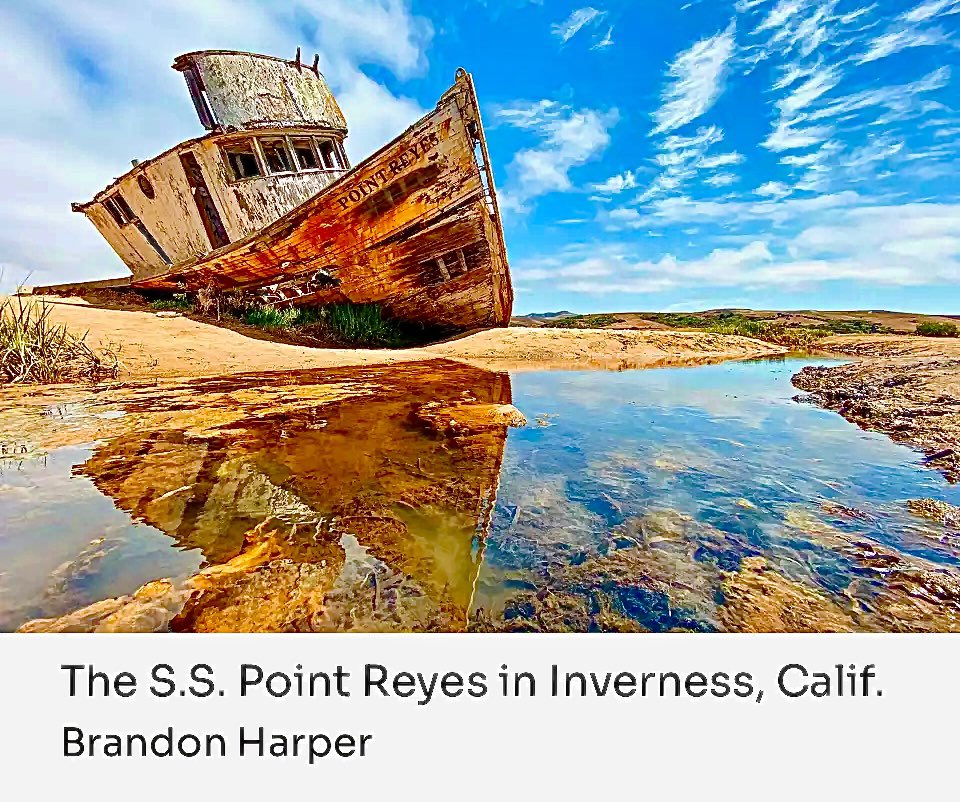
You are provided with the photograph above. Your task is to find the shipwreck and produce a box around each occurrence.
[48,50,513,331]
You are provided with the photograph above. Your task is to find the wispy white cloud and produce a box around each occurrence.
[858,26,951,63]
[494,99,618,212]
[530,200,960,294]
[639,126,726,201]
[592,26,615,50]
[551,7,605,43]
[751,0,869,59]
[623,20,742,202]
[903,0,960,22]
[857,0,959,63]
[763,118,834,151]
[763,61,839,155]
[514,255,616,282]
[776,63,841,116]
[755,181,791,198]
[634,126,748,203]
[598,0,954,217]
[652,21,737,134]
[700,151,745,169]
[810,66,950,124]
[745,0,958,201]
[903,0,960,24]
[704,172,739,187]
[588,170,640,194]
[609,189,862,229]
[839,136,904,175]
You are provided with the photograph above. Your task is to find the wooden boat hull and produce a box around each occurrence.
[134,70,513,331]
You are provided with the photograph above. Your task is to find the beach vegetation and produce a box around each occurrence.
[0,296,120,384]
[149,293,193,312]
[549,313,625,329]
[237,301,416,347]
[642,312,892,347]
[915,320,959,337]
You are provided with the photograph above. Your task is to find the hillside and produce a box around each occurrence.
[513,309,959,336]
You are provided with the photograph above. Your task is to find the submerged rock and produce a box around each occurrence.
[907,498,960,529]
[719,557,859,633]
[414,400,526,435]
[474,508,736,632]
[43,536,126,610]
[819,500,874,522]
[783,505,960,632]
[19,580,189,633]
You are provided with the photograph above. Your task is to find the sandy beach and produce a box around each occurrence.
[20,295,787,377]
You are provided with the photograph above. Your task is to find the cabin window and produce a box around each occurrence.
[422,248,469,284]
[261,138,294,174]
[183,66,217,130]
[291,137,319,169]
[104,192,172,265]
[104,197,127,226]
[113,193,136,220]
[223,142,262,180]
[104,193,136,226]
[138,175,155,199]
[223,136,345,182]
[316,138,344,169]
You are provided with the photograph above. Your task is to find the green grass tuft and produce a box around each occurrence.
[150,293,193,312]
[241,305,298,329]
[915,320,959,337]
[318,303,409,347]
[237,302,413,347]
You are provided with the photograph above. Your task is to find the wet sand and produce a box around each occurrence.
[795,335,960,482]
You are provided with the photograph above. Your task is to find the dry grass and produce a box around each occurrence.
[1,296,121,384]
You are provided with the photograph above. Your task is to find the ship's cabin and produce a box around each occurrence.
[73,51,351,281]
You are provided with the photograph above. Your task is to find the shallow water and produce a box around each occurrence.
[477,358,960,631]
[0,446,201,630]
[2,356,959,632]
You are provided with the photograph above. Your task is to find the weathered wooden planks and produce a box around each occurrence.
[135,70,513,330]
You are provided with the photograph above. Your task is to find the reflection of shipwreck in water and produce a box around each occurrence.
[58,360,518,632]
[39,50,512,331]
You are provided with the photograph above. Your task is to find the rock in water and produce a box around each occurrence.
[907,498,960,528]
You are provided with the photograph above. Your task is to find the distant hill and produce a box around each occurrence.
[523,311,576,320]
[510,308,959,336]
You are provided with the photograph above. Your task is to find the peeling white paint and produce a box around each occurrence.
[180,51,347,132]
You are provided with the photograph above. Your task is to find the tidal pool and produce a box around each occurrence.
[3,357,959,632]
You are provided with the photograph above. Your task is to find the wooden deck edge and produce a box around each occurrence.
[29,276,133,295]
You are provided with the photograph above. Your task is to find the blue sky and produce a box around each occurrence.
[2,1,959,314]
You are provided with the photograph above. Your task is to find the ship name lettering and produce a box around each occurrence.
[336,130,440,211]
